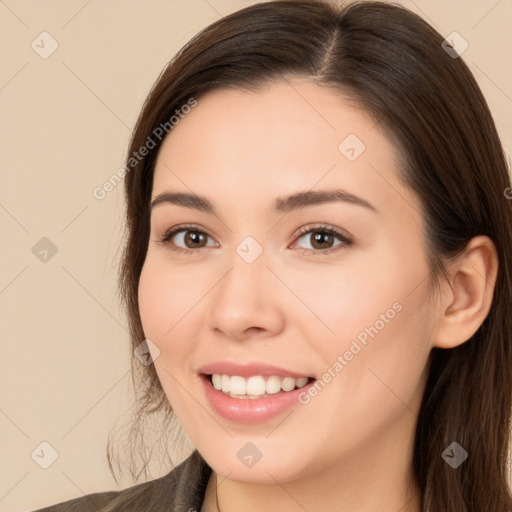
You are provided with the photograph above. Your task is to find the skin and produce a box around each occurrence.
[138,77,498,512]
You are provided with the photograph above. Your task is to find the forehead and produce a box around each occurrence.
[151,78,417,221]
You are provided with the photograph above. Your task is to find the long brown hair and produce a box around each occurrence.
[110,1,512,510]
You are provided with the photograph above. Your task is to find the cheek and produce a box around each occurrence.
[138,254,205,336]
[310,278,432,422]
[280,243,428,353]
[138,261,168,339]
[292,241,433,411]
[138,258,191,362]
[138,254,220,380]
[294,290,432,458]
[137,259,203,412]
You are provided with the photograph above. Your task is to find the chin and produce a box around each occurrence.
[198,440,316,484]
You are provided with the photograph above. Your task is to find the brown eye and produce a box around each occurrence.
[159,225,217,255]
[308,231,336,250]
[181,230,208,248]
[292,225,353,255]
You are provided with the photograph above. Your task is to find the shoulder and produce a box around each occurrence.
[30,449,212,512]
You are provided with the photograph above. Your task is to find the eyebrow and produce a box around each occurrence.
[150,188,377,214]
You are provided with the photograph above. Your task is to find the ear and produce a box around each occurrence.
[432,235,499,349]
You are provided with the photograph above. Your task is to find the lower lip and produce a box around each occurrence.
[200,374,316,424]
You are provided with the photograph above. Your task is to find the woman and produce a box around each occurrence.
[32,0,512,511]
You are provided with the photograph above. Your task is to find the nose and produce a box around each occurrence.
[205,246,285,341]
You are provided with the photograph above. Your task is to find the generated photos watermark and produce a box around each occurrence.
[92,97,198,200]
[298,301,403,405]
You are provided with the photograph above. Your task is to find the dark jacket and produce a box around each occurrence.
[30,449,212,512]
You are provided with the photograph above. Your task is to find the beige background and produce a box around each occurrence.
[0,1,511,511]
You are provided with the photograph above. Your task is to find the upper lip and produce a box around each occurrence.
[199,361,314,379]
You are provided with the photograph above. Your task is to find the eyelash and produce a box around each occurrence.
[156,223,353,256]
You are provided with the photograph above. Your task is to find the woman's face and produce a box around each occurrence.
[138,78,435,483]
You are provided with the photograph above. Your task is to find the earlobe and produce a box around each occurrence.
[432,235,499,349]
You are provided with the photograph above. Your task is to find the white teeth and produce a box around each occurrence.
[265,375,282,394]
[296,377,308,388]
[221,374,230,393]
[210,374,310,398]
[230,376,247,395]
[281,377,296,392]
[247,376,266,395]
[212,374,222,390]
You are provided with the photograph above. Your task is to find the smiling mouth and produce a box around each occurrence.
[204,373,316,399]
